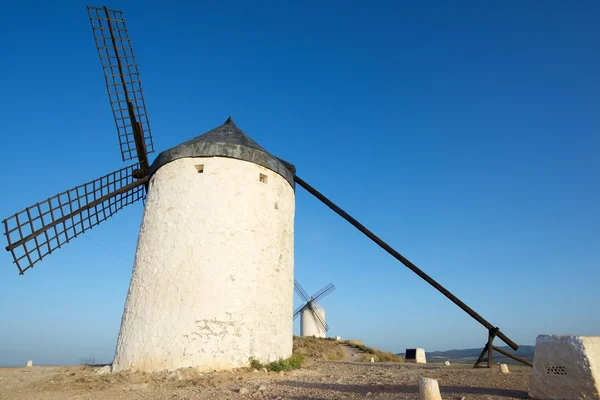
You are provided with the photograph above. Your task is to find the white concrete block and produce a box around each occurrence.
[26,360,32,367]
[444,360,450,366]
[370,357,375,363]
[405,348,427,364]
[499,363,509,374]
[419,377,442,400]
[335,336,341,341]
[529,334,600,400]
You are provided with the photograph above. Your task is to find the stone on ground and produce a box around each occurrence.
[26,360,33,367]
[529,334,600,400]
[419,376,442,400]
[444,361,450,366]
[95,366,111,376]
[499,363,509,374]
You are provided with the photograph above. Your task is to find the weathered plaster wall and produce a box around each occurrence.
[301,306,326,338]
[529,334,600,399]
[112,156,295,373]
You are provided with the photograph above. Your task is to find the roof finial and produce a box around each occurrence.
[225,116,234,124]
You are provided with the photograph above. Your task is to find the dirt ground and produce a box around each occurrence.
[0,360,531,400]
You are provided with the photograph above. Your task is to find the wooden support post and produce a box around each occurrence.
[473,327,498,368]
[487,328,497,368]
[294,175,520,351]
[492,345,533,367]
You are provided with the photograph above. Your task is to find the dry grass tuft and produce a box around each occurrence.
[343,341,404,363]
[361,350,404,362]
[293,336,345,361]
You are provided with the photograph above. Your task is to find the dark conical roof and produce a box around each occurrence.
[149,117,296,186]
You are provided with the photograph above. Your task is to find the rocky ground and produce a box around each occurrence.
[0,360,531,400]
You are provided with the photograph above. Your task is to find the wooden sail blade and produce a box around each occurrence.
[309,282,334,302]
[309,305,329,332]
[311,284,335,303]
[87,5,154,166]
[3,164,147,275]
[293,304,305,320]
[294,279,310,302]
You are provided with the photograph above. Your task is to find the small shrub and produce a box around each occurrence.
[266,353,304,372]
[248,357,263,370]
[248,354,304,372]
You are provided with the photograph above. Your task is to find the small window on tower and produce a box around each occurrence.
[195,164,204,173]
[259,173,268,183]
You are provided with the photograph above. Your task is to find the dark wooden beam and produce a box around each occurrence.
[294,175,519,351]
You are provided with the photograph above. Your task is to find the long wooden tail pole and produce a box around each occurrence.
[294,175,519,351]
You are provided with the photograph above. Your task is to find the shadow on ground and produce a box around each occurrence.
[282,381,528,398]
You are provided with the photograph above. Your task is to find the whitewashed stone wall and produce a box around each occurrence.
[529,334,600,399]
[112,156,295,373]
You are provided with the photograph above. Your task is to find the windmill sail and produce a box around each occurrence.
[294,279,310,302]
[310,282,335,302]
[293,280,334,332]
[87,5,154,168]
[309,305,329,332]
[3,164,147,274]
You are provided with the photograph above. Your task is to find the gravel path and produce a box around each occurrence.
[0,361,531,400]
[338,343,368,362]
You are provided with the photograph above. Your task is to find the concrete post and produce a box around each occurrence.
[419,377,442,400]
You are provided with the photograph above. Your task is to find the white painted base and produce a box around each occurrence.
[419,377,442,400]
[529,334,600,399]
[112,156,295,373]
[300,306,326,338]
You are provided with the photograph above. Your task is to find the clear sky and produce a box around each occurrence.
[0,0,598,367]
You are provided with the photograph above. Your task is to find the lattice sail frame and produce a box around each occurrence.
[3,164,146,274]
[87,6,154,163]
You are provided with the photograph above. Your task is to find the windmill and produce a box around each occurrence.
[294,280,336,338]
[3,5,531,373]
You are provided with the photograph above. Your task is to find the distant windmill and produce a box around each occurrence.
[294,280,336,338]
[2,4,530,373]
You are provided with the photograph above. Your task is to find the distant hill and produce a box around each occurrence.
[398,345,535,365]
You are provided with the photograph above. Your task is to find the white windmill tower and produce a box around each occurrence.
[294,280,336,338]
[112,116,296,372]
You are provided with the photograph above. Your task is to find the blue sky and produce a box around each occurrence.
[1,0,599,366]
